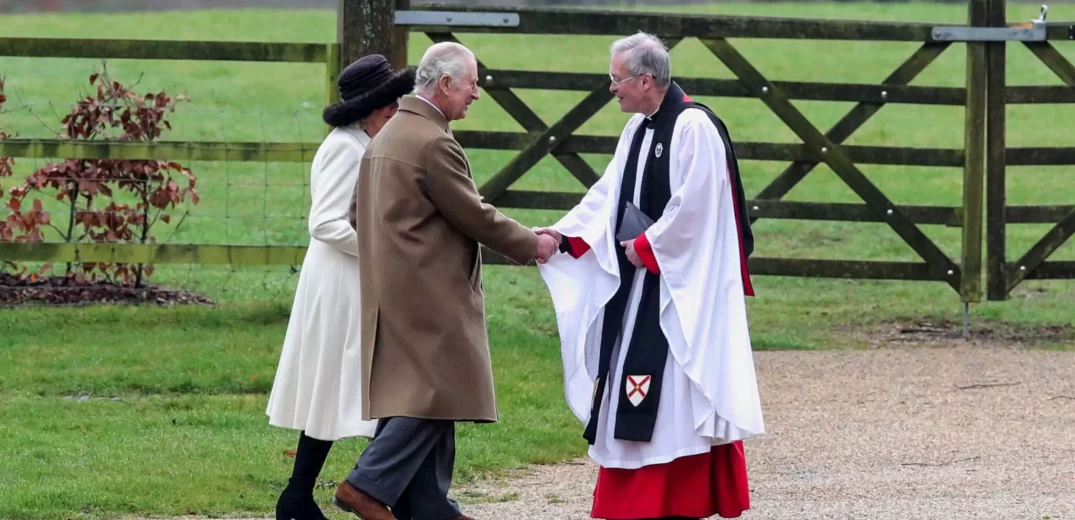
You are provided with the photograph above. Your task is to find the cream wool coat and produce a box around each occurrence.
[266,123,378,441]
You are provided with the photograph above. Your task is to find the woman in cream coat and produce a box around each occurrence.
[266,54,415,520]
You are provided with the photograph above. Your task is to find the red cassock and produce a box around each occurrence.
[591,442,750,519]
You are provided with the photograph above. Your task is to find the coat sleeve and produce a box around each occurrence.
[423,135,538,265]
[308,138,360,257]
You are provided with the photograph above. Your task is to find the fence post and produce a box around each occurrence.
[985,0,1008,300]
[961,0,988,306]
[324,43,342,135]
[325,44,341,106]
[337,0,409,71]
[393,0,411,70]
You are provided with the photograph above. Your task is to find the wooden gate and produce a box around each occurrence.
[976,1,1075,300]
[378,2,981,301]
[2,0,1073,306]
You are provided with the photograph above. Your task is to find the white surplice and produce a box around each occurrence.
[537,108,765,469]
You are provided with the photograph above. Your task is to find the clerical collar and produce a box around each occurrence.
[641,108,659,128]
[641,83,684,127]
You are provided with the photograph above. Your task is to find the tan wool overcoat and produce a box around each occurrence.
[350,96,538,422]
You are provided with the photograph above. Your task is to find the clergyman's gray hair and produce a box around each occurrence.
[610,32,671,88]
[414,42,475,97]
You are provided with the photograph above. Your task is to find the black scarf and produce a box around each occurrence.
[582,83,752,445]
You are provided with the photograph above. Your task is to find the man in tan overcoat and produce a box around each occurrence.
[333,42,560,520]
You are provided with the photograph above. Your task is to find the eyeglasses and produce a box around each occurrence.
[609,74,639,87]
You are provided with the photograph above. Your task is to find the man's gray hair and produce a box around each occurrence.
[415,42,475,97]
[610,32,671,88]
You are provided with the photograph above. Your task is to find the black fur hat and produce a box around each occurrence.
[322,54,416,127]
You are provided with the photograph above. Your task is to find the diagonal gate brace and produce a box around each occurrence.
[478,83,613,203]
[427,32,605,193]
[701,37,961,288]
[752,42,951,215]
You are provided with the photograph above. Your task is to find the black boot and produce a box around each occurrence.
[276,431,334,520]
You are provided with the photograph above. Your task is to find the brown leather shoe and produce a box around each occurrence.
[453,516,476,520]
[332,480,396,520]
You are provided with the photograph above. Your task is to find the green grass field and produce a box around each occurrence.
[2,3,1075,519]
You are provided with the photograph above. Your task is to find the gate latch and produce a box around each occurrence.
[931,4,1049,42]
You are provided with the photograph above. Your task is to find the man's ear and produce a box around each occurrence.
[437,75,453,95]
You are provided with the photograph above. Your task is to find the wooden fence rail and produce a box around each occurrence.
[2,138,1072,168]
[0,37,331,62]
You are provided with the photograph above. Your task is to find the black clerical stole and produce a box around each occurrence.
[582,83,753,445]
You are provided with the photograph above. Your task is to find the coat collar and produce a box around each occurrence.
[340,122,372,147]
[400,95,450,133]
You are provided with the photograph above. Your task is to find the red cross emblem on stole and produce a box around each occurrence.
[625,375,651,407]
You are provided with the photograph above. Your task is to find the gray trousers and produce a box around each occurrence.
[346,417,461,520]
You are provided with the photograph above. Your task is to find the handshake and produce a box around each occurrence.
[532,227,562,264]
[529,226,644,268]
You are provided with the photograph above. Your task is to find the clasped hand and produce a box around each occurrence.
[533,228,559,264]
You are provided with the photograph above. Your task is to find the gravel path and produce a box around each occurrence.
[455,345,1075,520]
[136,344,1075,520]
